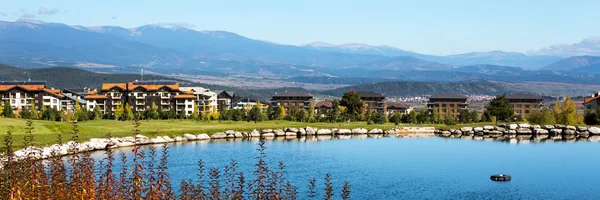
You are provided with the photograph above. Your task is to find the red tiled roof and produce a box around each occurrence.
[42,88,64,98]
[84,95,108,100]
[0,84,46,92]
[101,83,127,91]
[387,102,409,109]
[315,100,333,108]
[583,96,600,105]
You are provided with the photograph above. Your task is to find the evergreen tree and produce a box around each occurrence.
[432,108,440,124]
[340,90,363,121]
[28,104,38,120]
[92,105,102,120]
[266,106,274,120]
[469,110,479,123]
[389,112,402,125]
[584,108,599,125]
[560,96,578,125]
[331,100,341,123]
[179,109,186,119]
[248,103,265,123]
[484,94,514,123]
[308,101,315,122]
[444,112,457,125]
[232,109,245,121]
[458,109,471,124]
[2,101,14,118]
[168,108,177,119]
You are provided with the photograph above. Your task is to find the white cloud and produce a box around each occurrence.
[38,7,60,15]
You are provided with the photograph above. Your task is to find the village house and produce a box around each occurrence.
[506,94,544,117]
[270,92,314,115]
[583,91,600,111]
[426,93,469,119]
[0,81,64,112]
[315,100,334,117]
[359,92,387,113]
[215,91,235,111]
[85,81,196,116]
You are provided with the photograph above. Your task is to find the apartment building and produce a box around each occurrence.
[359,91,387,113]
[215,91,235,111]
[180,87,218,112]
[507,94,544,117]
[0,81,64,111]
[386,102,413,115]
[270,92,314,115]
[84,81,196,115]
[426,94,469,119]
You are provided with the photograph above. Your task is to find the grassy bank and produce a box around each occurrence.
[0,118,496,149]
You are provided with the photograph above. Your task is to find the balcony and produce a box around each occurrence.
[161,101,170,105]
[176,101,186,105]
[136,101,145,106]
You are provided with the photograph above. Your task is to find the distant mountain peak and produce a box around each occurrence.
[303,41,334,47]
[536,37,600,57]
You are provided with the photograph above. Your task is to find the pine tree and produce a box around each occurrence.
[2,100,13,118]
[469,110,479,123]
[331,100,341,123]
[266,106,274,120]
[93,105,103,120]
[484,94,514,123]
[340,90,363,121]
[28,103,38,120]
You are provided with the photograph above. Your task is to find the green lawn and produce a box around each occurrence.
[0,118,496,149]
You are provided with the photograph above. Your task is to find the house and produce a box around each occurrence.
[386,102,413,115]
[232,97,267,110]
[180,87,218,113]
[85,81,196,116]
[359,92,387,113]
[0,81,64,112]
[426,94,469,119]
[506,94,544,117]
[315,100,334,117]
[583,91,600,111]
[214,91,235,111]
[270,92,314,115]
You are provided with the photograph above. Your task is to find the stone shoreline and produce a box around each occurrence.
[12,127,436,160]
[435,124,600,142]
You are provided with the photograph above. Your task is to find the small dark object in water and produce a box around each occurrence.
[490,174,512,181]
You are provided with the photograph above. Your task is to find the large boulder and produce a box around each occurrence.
[150,136,168,144]
[118,141,135,147]
[554,124,565,129]
[261,129,273,134]
[287,128,299,133]
[562,129,577,135]
[578,131,590,138]
[225,130,235,135]
[588,127,600,135]
[183,133,197,141]
[543,125,555,129]
[368,129,384,134]
[174,136,187,142]
[352,128,368,134]
[516,128,532,135]
[565,126,576,130]
[285,132,297,137]
[274,129,286,136]
[162,136,175,142]
[460,127,473,132]
[262,133,275,137]
[317,129,332,135]
[197,134,211,140]
[454,130,463,137]
[508,124,518,130]
[518,124,531,128]
[298,128,307,135]
[211,132,227,139]
[532,125,541,129]
[473,127,484,132]
[577,126,588,132]
[483,126,495,130]
[250,130,261,137]
[234,132,244,138]
[135,135,150,144]
[533,129,549,135]
[550,129,562,135]
[305,127,316,135]
[337,129,352,135]
[440,131,452,137]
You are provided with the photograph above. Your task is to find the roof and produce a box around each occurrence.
[101,83,127,91]
[42,88,64,98]
[84,95,108,100]
[0,84,46,92]
[173,94,196,99]
[272,92,313,98]
[127,82,179,91]
[358,91,385,98]
[315,100,333,108]
[387,102,409,109]
[429,93,468,99]
[63,88,89,97]
[234,97,259,105]
[506,94,543,100]
[215,90,235,98]
[63,93,87,104]
[584,96,600,105]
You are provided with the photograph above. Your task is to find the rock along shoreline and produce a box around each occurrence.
[12,127,436,160]
[435,123,600,143]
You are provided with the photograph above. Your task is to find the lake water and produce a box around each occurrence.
[95,136,600,199]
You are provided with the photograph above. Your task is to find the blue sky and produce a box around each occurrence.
[1,0,600,55]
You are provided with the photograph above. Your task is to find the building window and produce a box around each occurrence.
[21,99,25,104]
[35,100,39,104]
[525,105,530,109]
[53,99,57,103]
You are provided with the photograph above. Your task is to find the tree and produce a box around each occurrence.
[248,104,265,123]
[432,108,441,124]
[1,101,14,118]
[114,104,124,121]
[266,106,274,120]
[560,96,578,125]
[74,101,84,121]
[331,100,341,123]
[458,109,471,124]
[28,104,39,120]
[584,108,599,125]
[147,102,159,120]
[278,106,286,120]
[308,101,315,122]
[469,111,479,123]
[210,106,219,120]
[191,103,199,121]
[372,112,387,124]
[123,103,133,121]
[552,101,561,123]
[340,90,363,121]
[93,105,103,120]
[444,112,457,125]
[484,94,514,123]
[389,112,402,125]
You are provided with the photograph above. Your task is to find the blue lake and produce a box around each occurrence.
[95,136,600,199]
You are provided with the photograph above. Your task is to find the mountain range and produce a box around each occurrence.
[2,20,600,84]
